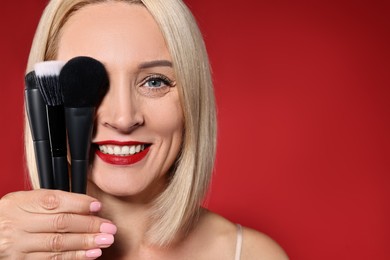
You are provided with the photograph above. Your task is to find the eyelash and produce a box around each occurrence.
[139,74,175,97]
[142,74,174,88]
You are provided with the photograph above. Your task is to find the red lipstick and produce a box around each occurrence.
[94,141,150,165]
[96,140,145,146]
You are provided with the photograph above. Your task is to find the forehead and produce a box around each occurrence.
[57,2,171,64]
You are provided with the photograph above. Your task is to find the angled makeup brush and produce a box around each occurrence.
[24,71,54,189]
[34,61,70,192]
[60,56,108,194]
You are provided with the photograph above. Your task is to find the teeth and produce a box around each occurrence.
[121,146,129,154]
[130,146,136,155]
[99,144,146,156]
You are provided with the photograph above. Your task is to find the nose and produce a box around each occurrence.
[96,74,144,134]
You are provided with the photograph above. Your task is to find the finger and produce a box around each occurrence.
[25,213,117,234]
[21,233,114,252]
[14,190,101,215]
[25,249,102,260]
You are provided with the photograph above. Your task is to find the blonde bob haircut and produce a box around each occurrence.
[25,0,216,246]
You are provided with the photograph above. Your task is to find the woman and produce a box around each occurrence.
[0,0,288,259]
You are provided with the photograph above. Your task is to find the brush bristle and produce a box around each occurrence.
[60,56,109,108]
[34,61,65,106]
[34,61,65,77]
[25,71,37,90]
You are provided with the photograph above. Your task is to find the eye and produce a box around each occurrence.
[146,79,163,87]
[138,74,176,98]
[142,75,174,88]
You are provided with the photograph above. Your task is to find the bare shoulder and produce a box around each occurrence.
[198,209,288,259]
[240,226,289,260]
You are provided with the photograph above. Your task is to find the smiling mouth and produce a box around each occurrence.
[94,141,151,165]
[98,144,147,156]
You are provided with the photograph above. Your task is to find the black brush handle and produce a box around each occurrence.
[70,160,88,194]
[52,156,70,191]
[65,107,94,194]
[33,140,55,189]
[47,106,67,156]
[46,105,69,191]
[25,88,54,189]
[25,89,50,140]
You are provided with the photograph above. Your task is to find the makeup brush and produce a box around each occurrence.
[60,56,108,194]
[24,71,54,189]
[34,61,70,192]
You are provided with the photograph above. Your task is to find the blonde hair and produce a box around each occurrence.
[25,0,216,246]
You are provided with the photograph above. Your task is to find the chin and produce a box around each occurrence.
[88,169,167,201]
[89,174,146,196]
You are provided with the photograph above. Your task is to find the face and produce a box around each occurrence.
[57,2,183,198]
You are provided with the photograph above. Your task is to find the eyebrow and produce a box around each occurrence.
[138,60,173,69]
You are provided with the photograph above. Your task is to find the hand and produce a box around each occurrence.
[0,189,116,259]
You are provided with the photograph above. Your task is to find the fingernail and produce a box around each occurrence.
[100,223,117,234]
[86,248,102,258]
[90,202,102,212]
[95,234,114,246]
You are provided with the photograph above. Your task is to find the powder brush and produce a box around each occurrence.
[35,60,69,191]
[60,56,108,194]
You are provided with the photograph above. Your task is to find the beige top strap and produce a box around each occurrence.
[235,224,243,260]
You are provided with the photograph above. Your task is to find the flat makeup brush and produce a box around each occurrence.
[60,56,108,194]
[24,71,54,189]
[35,61,70,192]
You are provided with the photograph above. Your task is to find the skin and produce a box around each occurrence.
[0,2,288,259]
[58,4,184,201]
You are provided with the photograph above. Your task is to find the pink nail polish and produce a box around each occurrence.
[95,234,114,245]
[100,223,117,234]
[86,248,102,258]
[90,202,102,212]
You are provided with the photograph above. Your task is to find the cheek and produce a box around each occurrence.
[144,95,184,136]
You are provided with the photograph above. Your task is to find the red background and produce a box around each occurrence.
[1,1,389,259]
